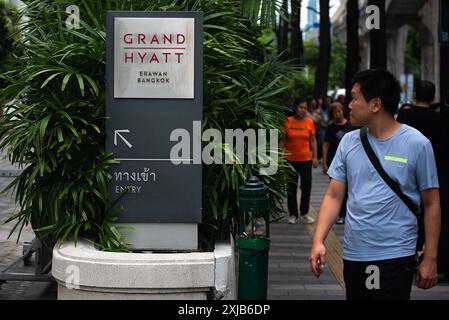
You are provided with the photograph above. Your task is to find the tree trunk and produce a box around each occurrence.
[314,0,331,99]
[344,0,359,111]
[275,12,281,50]
[298,1,304,66]
[290,0,300,64]
[369,0,387,69]
[280,0,289,60]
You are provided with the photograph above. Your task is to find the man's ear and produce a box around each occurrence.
[371,99,382,113]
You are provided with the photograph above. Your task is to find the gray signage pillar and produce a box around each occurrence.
[106,12,203,251]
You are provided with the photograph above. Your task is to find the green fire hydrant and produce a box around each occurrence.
[237,176,270,300]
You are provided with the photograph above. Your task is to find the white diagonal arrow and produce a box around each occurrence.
[114,130,133,148]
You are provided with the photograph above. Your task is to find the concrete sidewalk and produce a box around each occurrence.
[268,167,345,300]
[0,241,57,300]
[0,152,57,300]
[268,166,449,300]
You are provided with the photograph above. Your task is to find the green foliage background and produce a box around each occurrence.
[405,25,421,84]
[0,0,19,89]
[0,0,293,251]
[289,39,346,100]
[0,0,13,66]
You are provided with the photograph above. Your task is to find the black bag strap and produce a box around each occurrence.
[360,127,421,218]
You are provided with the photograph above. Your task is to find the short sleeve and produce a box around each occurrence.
[415,141,439,191]
[327,134,348,182]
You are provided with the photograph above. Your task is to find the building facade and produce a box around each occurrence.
[332,0,441,101]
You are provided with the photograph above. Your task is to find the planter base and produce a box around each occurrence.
[52,240,235,300]
[52,240,213,300]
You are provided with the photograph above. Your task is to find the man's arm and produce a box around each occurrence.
[310,179,346,277]
[416,188,441,289]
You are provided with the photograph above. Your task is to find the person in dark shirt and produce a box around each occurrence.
[440,100,449,281]
[397,81,441,158]
[397,80,447,278]
[322,102,356,224]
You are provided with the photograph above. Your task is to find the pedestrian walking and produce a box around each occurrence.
[322,102,356,224]
[310,69,441,300]
[308,99,322,161]
[397,80,448,281]
[281,98,318,225]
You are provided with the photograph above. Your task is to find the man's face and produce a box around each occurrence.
[348,84,373,126]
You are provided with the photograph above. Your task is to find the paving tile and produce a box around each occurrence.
[269,295,305,300]
[278,262,310,268]
[308,295,345,300]
[268,284,306,290]
[269,279,338,286]
[325,290,346,296]
[304,284,342,290]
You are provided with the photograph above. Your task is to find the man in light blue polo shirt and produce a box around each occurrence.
[309,69,441,300]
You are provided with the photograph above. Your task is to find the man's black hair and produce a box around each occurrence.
[351,69,401,116]
[415,80,435,103]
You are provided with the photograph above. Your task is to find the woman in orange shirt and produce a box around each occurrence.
[281,98,318,224]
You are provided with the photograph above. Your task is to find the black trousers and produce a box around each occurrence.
[287,161,312,217]
[343,255,416,300]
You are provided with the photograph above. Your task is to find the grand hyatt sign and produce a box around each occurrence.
[114,18,194,99]
[106,12,202,230]
[122,33,187,64]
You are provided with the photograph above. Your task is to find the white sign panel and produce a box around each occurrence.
[114,18,195,99]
